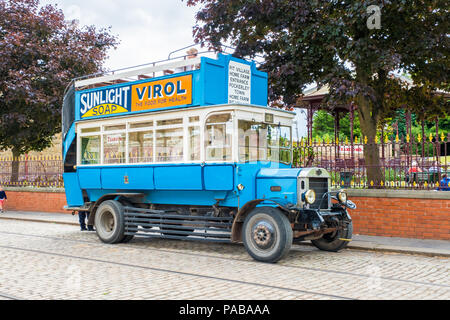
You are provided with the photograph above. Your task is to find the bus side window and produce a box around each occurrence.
[189,126,200,161]
[156,127,184,162]
[104,132,126,164]
[205,113,232,162]
[237,121,292,164]
[129,131,153,163]
[81,135,100,165]
[279,126,292,164]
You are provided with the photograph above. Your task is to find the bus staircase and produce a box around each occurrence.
[123,206,234,243]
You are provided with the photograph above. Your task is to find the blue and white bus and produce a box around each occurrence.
[62,51,355,262]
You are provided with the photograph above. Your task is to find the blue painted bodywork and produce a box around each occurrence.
[64,162,300,209]
[63,172,84,207]
[62,54,300,210]
[256,168,301,205]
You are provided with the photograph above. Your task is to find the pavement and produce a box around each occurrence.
[0,210,449,257]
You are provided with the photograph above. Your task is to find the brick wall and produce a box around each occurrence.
[351,197,450,240]
[3,188,450,240]
[348,190,450,240]
[4,188,67,214]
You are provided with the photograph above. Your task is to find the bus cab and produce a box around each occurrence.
[62,51,354,262]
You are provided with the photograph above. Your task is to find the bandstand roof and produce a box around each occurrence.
[296,73,448,114]
[297,84,350,113]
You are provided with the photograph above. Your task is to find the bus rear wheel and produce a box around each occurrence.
[242,207,293,263]
[95,200,133,244]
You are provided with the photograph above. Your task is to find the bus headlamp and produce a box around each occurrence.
[338,190,348,203]
[237,184,245,191]
[304,189,316,204]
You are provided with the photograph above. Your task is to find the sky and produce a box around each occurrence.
[40,0,199,69]
[39,0,308,138]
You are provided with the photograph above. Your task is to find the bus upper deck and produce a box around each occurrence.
[62,52,269,159]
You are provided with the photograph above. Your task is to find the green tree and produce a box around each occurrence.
[312,111,335,139]
[312,110,361,142]
[0,0,118,181]
[391,109,408,141]
[187,0,449,185]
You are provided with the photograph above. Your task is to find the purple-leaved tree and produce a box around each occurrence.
[0,0,118,181]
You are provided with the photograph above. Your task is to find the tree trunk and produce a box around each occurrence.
[356,96,383,188]
[11,147,21,183]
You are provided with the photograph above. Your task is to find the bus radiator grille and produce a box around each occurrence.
[309,178,329,209]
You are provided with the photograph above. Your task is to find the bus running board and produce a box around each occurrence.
[123,206,233,243]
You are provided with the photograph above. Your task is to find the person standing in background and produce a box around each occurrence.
[407,160,422,183]
[175,48,200,73]
[0,186,7,213]
[78,211,95,231]
[437,174,450,191]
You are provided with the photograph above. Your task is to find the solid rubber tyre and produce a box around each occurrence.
[95,200,132,244]
[311,221,353,252]
[121,235,134,243]
[242,207,293,263]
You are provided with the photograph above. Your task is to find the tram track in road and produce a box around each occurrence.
[1,229,449,290]
[0,291,22,300]
[0,243,355,300]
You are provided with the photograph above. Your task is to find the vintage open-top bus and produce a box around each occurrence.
[62,51,355,262]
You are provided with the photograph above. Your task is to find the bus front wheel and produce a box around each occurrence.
[242,207,293,263]
[311,221,353,252]
[95,200,133,244]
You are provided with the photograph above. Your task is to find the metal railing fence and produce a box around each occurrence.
[0,132,448,190]
[293,133,449,190]
[0,155,63,188]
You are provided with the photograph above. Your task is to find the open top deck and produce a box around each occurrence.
[62,53,269,144]
[62,53,290,163]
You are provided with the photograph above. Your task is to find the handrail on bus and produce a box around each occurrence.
[168,44,199,59]
[68,44,265,92]
[72,44,220,89]
[73,57,202,88]
[63,79,75,98]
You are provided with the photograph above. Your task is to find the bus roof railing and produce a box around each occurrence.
[72,49,221,91]
[68,45,266,94]
[74,56,202,90]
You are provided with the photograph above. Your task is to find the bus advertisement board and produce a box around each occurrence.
[131,74,192,111]
[79,74,192,119]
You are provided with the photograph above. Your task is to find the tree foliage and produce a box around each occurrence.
[187,0,449,184]
[0,0,118,157]
[312,110,362,142]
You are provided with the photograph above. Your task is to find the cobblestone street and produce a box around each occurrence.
[0,219,448,300]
